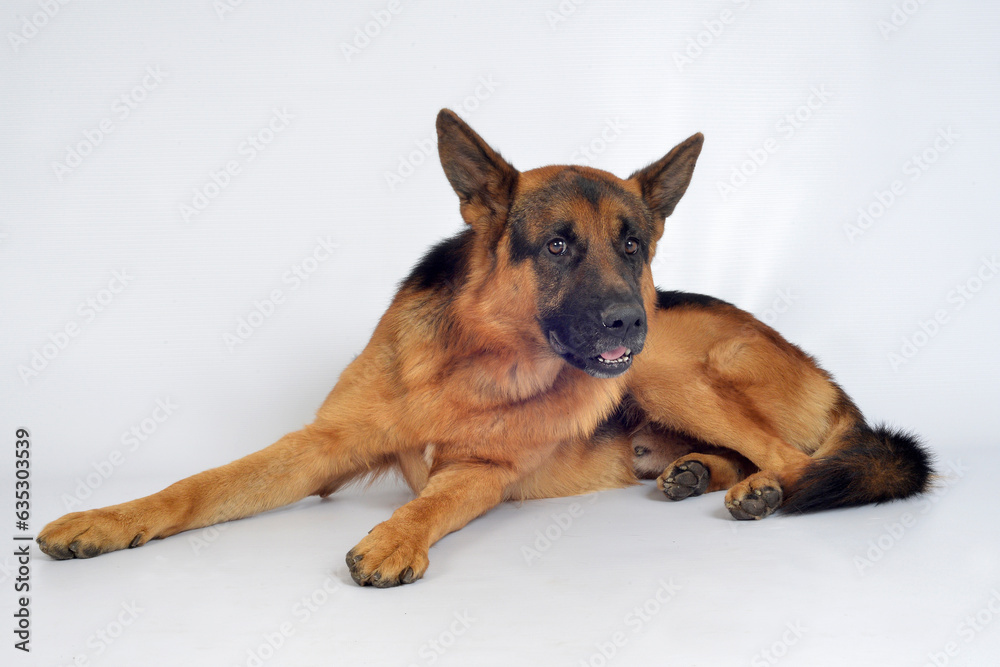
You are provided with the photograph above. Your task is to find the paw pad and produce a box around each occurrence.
[660,460,710,501]
[726,484,782,520]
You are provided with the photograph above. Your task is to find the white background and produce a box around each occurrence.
[2,1,999,666]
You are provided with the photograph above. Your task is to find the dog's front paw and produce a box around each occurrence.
[346,522,429,588]
[37,508,149,560]
[724,472,783,520]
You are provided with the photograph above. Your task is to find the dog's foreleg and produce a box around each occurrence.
[346,460,518,587]
[37,426,357,559]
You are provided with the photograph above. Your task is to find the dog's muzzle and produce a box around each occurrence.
[545,303,646,379]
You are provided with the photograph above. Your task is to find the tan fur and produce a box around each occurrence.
[38,110,884,585]
[630,305,832,488]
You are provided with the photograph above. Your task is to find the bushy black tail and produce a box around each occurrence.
[780,425,933,514]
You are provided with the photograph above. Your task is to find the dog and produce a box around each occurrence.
[38,109,932,587]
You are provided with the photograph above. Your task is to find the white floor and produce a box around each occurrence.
[23,443,998,667]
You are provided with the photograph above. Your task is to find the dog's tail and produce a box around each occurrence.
[780,424,933,514]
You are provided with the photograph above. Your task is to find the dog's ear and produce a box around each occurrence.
[628,133,704,235]
[437,109,518,237]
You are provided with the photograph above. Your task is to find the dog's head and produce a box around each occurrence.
[436,109,702,378]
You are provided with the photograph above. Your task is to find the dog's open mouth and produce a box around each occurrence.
[595,346,632,366]
[548,330,636,378]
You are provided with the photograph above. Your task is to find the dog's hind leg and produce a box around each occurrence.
[657,450,755,500]
[631,317,823,520]
[36,424,383,560]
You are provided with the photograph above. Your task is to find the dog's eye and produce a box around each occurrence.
[624,238,640,255]
[547,238,567,255]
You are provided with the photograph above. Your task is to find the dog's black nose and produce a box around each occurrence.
[601,305,645,339]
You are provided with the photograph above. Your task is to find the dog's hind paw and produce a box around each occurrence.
[725,473,783,520]
[658,459,710,501]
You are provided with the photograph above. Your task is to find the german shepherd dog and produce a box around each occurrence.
[38,110,932,587]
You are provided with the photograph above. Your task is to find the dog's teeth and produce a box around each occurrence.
[596,353,631,364]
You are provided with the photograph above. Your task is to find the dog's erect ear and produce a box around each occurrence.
[436,109,518,237]
[628,133,704,234]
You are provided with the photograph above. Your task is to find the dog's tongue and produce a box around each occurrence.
[600,346,628,361]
